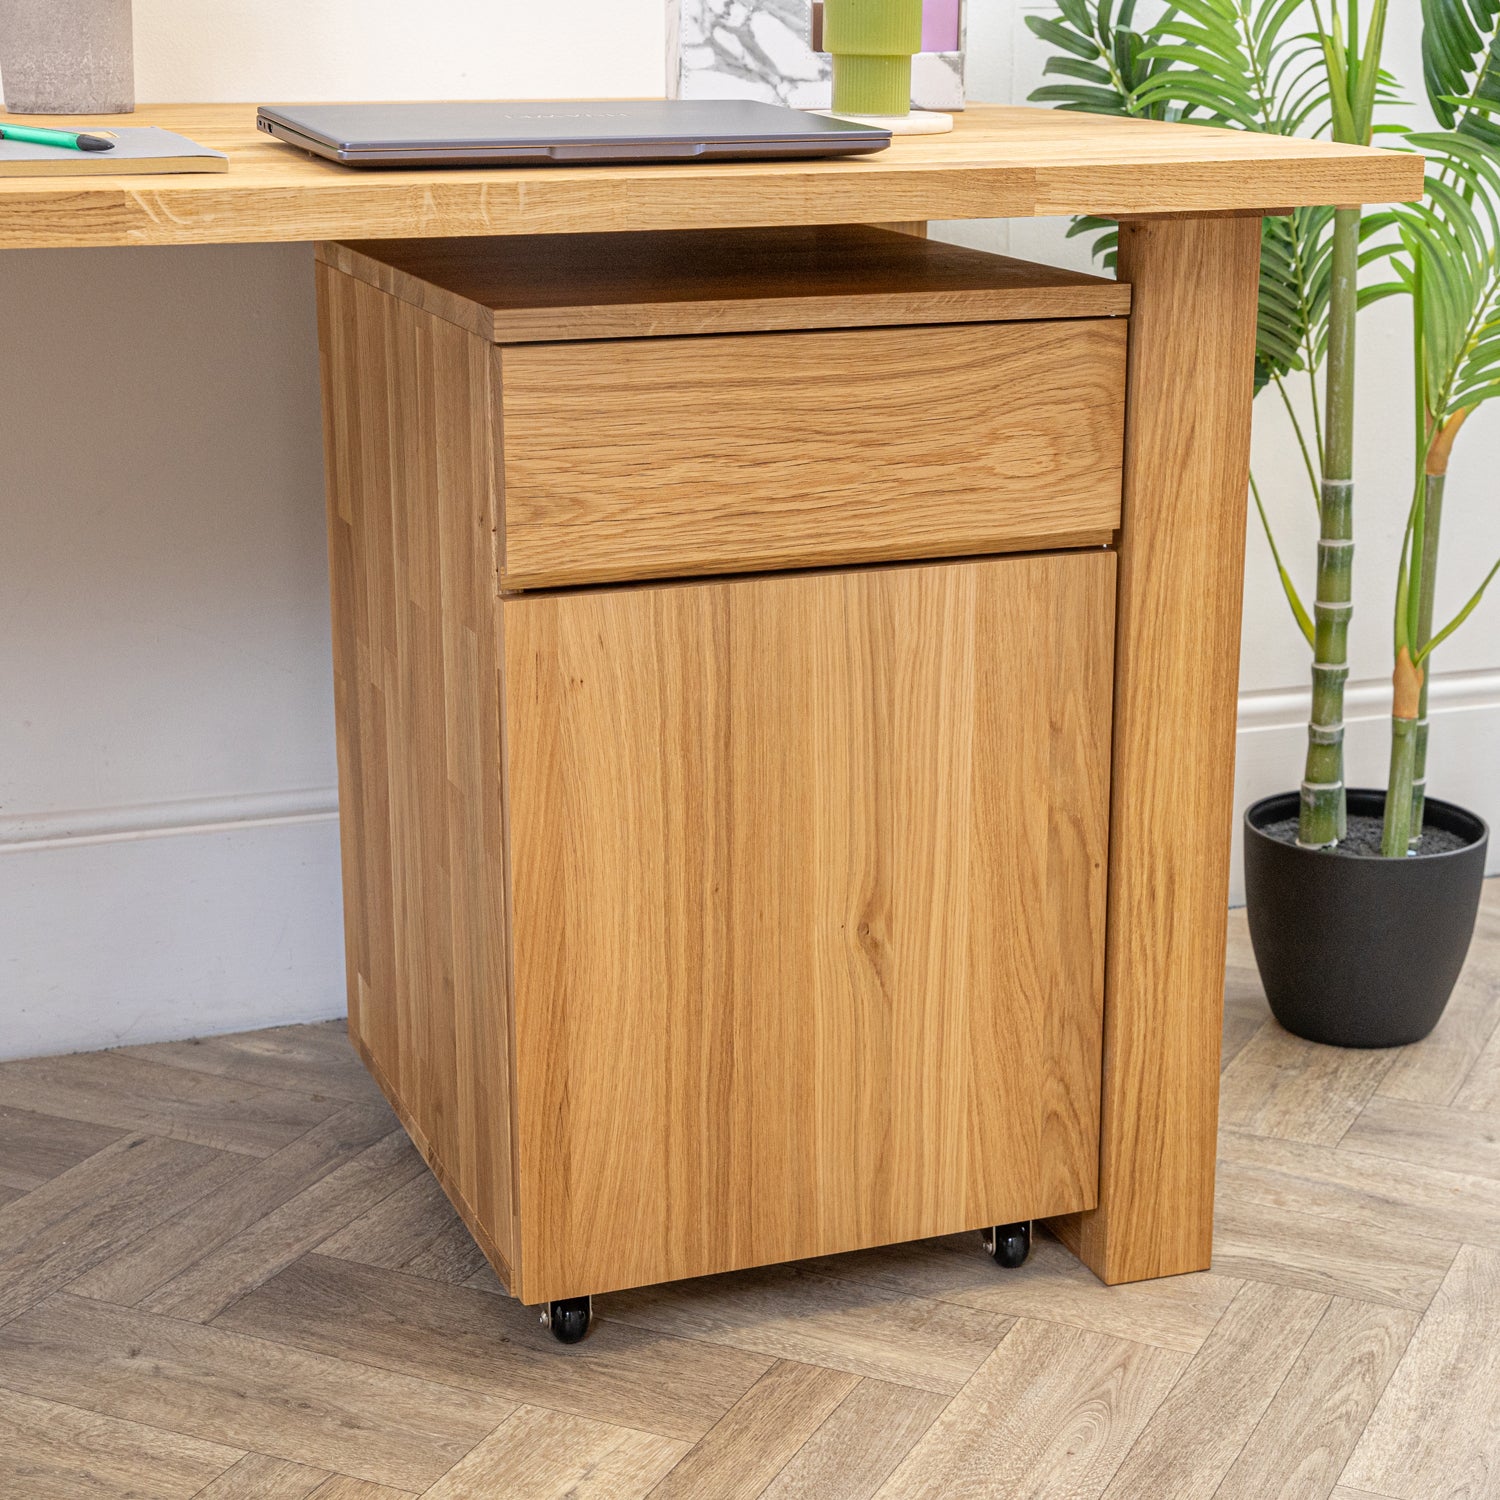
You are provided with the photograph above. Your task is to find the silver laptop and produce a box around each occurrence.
[255,100,891,168]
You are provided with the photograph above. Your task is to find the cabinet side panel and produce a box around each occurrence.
[317,262,518,1282]
[319,263,399,1090]
[504,555,1113,1303]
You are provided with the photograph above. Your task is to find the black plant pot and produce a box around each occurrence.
[1244,788,1489,1048]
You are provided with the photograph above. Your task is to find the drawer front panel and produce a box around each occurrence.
[498,319,1126,589]
[504,551,1116,1302]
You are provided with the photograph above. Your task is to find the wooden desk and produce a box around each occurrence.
[1,102,1413,247]
[1,104,1419,1310]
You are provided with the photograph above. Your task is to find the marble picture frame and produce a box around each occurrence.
[666,0,965,113]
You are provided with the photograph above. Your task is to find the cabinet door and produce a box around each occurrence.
[503,552,1116,1303]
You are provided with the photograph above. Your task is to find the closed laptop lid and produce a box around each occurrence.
[256,100,890,154]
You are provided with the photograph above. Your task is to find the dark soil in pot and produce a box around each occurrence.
[1256,811,1472,858]
[1244,788,1489,1048]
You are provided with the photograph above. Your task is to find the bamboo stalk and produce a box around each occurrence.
[1407,470,1445,839]
[1406,411,1467,839]
[1298,204,1361,848]
[1381,646,1425,854]
[1383,712,1420,855]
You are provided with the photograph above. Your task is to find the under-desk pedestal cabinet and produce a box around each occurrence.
[315,223,1240,1334]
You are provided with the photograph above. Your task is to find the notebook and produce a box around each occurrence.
[0,126,227,177]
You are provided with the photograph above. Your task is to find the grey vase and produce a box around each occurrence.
[0,0,134,114]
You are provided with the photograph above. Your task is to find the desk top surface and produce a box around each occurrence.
[0,102,1422,250]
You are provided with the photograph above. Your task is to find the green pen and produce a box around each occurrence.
[0,123,115,152]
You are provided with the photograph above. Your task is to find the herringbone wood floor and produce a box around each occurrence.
[2,885,1497,1499]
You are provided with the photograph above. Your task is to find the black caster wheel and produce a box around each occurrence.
[984,1221,1032,1269]
[541,1295,592,1344]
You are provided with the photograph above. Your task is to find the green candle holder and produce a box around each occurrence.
[823,0,923,118]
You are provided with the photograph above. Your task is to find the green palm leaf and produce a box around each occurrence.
[1422,0,1500,141]
[1024,0,1176,120]
[1393,131,1500,422]
[1029,0,1370,386]
[1132,0,1402,139]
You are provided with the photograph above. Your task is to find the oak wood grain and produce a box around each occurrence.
[137,1130,424,1321]
[803,1228,1242,1354]
[1342,1244,1500,1500]
[0,1134,241,1323]
[122,1022,386,1106]
[0,1294,515,1491]
[873,1319,1185,1500]
[0,1386,242,1500]
[505,554,1115,1302]
[0,1105,122,1192]
[315,1170,490,1286]
[306,1479,416,1500]
[1214,1298,1416,1500]
[1340,1095,1500,1181]
[194,1455,335,1500]
[320,224,1129,342]
[422,1405,686,1500]
[1218,1128,1500,1250]
[1050,215,1261,1284]
[318,266,519,1286]
[1210,1195,1456,1315]
[0,104,1422,250]
[497,320,1125,589]
[1099,1281,1330,1499]
[601,1265,1013,1394]
[1211,1130,1498,1310]
[69,1101,395,1307]
[0,934,1496,1499]
[213,1253,772,1444]
[1220,1023,1399,1145]
[0,1050,338,1157]
[648,1362,858,1500]
[758,1378,947,1500]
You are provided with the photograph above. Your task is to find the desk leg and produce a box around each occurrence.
[1049,214,1260,1283]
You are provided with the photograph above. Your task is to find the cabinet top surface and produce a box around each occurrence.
[0,103,1421,251]
[319,224,1132,342]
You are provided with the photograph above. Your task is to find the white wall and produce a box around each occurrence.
[0,1,671,1060]
[128,0,666,104]
[2,1,1496,1058]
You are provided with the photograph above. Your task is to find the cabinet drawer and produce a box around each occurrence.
[503,550,1116,1301]
[497,319,1126,590]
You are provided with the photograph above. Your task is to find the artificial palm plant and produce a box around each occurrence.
[1032,0,1499,858]
[1373,4,1500,851]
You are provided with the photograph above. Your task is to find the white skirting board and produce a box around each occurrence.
[1231,669,1500,905]
[1,677,1495,1061]
[0,802,345,1061]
